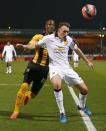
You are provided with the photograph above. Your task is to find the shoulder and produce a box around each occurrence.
[40,34,54,40]
[4,45,8,48]
[10,44,14,47]
[47,34,56,43]
[32,34,44,41]
[49,34,55,38]
[66,35,73,42]
[45,34,55,40]
[33,34,43,38]
[29,34,44,44]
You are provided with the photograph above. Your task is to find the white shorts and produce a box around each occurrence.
[73,56,79,62]
[5,57,13,62]
[49,65,83,86]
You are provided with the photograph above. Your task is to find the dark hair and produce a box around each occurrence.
[55,22,71,37]
[58,22,71,29]
[45,19,55,25]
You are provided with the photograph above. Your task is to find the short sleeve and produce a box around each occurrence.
[68,36,78,50]
[37,35,49,47]
[29,34,43,44]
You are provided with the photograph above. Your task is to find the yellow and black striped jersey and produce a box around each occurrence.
[28,34,49,66]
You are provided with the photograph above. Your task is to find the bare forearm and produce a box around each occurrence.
[16,42,36,49]
[75,48,89,64]
[74,47,94,69]
[23,44,35,49]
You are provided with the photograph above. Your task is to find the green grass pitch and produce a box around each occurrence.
[0,60,106,131]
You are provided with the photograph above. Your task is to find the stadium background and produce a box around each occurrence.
[0,0,106,60]
[0,28,106,60]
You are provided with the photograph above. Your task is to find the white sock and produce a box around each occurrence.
[9,66,12,73]
[76,63,78,67]
[74,62,78,67]
[54,89,65,114]
[79,93,87,109]
[6,67,9,73]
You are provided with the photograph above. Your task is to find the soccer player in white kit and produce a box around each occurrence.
[2,42,17,74]
[37,22,94,123]
[72,50,79,67]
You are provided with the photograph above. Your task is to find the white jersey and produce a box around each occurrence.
[38,34,77,68]
[2,44,16,58]
[38,34,83,85]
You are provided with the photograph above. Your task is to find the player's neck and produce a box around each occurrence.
[57,32,66,41]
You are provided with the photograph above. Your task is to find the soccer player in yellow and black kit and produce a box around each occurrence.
[10,19,55,119]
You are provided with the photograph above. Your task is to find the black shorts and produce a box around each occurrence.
[23,61,49,94]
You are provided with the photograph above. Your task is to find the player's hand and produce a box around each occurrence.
[87,61,94,70]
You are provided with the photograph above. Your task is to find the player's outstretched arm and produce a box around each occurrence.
[16,43,27,48]
[16,42,38,50]
[74,47,94,70]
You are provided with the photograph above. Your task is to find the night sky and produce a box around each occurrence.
[0,0,105,29]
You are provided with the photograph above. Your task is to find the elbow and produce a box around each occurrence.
[35,45,40,51]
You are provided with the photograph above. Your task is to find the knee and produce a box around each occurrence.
[19,83,29,93]
[51,76,61,90]
[54,85,61,90]
[81,87,88,95]
[52,82,61,90]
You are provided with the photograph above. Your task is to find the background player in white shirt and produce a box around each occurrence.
[2,41,17,74]
[37,22,94,123]
[72,50,79,67]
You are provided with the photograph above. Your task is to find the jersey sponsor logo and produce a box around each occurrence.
[54,47,66,53]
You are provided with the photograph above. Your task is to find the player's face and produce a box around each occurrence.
[58,26,69,39]
[45,20,55,34]
[7,42,11,45]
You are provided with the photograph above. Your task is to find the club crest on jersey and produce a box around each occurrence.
[64,40,68,45]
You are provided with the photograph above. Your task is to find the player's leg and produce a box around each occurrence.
[6,62,9,73]
[23,90,32,105]
[74,56,79,68]
[10,82,30,119]
[74,61,78,68]
[64,68,92,116]
[75,83,92,116]
[24,65,49,105]
[23,82,44,105]
[7,57,13,73]
[24,80,45,105]
[5,57,9,73]
[51,74,67,123]
[10,63,32,119]
[75,56,79,67]
[8,62,12,73]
